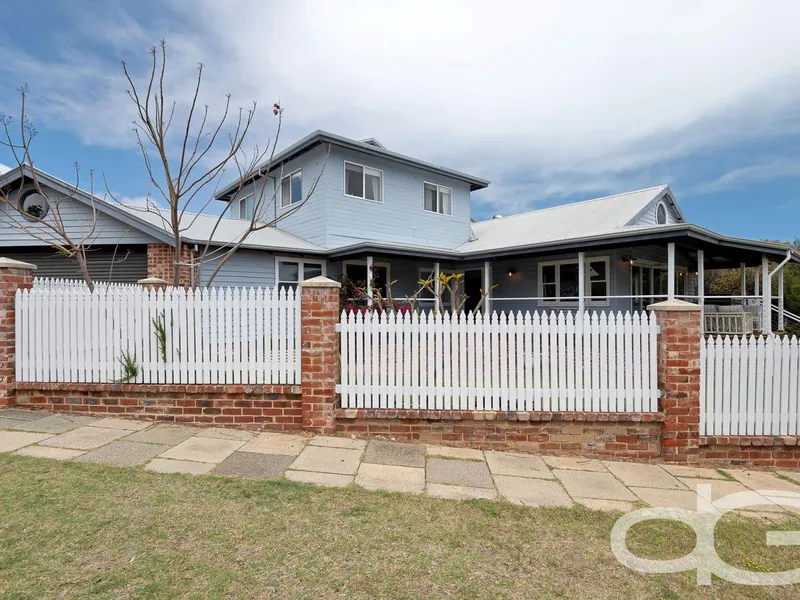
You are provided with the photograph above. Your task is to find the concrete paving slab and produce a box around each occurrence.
[426,483,497,501]
[576,498,636,512]
[38,426,129,450]
[553,469,637,501]
[145,458,215,475]
[363,440,425,468]
[290,446,363,475]
[495,476,573,507]
[0,431,54,452]
[76,441,170,467]
[125,425,197,446]
[356,463,425,494]
[285,470,353,488]
[485,451,554,479]
[195,427,254,441]
[779,471,800,485]
[674,478,785,513]
[0,417,28,430]
[631,487,703,511]
[13,414,96,434]
[676,478,750,502]
[309,435,366,450]
[541,455,607,472]
[604,461,686,490]
[727,470,800,496]
[212,452,294,478]
[660,464,727,479]
[427,457,495,488]
[0,409,48,421]
[239,432,308,456]
[14,445,85,460]
[426,445,484,461]
[158,437,245,463]
[89,418,151,431]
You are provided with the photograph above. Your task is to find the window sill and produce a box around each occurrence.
[344,193,383,204]
[422,208,452,217]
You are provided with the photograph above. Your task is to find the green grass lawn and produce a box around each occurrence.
[2,454,800,599]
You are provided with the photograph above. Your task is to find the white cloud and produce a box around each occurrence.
[2,0,800,213]
[690,159,800,194]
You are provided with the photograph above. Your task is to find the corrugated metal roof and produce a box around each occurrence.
[115,205,326,254]
[459,186,669,253]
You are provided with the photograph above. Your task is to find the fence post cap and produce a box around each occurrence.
[137,277,168,286]
[299,276,341,289]
[0,257,37,271]
[647,299,702,312]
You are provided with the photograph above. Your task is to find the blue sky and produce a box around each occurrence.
[1,0,799,242]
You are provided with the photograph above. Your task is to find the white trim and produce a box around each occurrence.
[274,256,326,287]
[537,256,611,307]
[279,168,303,209]
[343,160,384,203]
[236,193,254,220]
[656,200,668,225]
[422,181,453,216]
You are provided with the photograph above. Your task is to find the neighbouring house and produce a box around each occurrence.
[1,131,798,334]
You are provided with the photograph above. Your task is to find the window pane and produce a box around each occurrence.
[542,265,556,285]
[303,263,323,279]
[281,178,291,207]
[589,261,606,281]
[542,283,557,299]
[560,263,579,298]
[591,281,607,298]
[279,261,299,283]
[424,183,438,212]
[439,187,452,215]
[290,171,302,204]
[364,170,381,201]
[246,195,255,219]
[345,163,364,197]
[345,264,368,286]
[239,197,248,219]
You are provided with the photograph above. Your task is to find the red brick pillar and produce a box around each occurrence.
[0,258,37,406]
[648,299,702,464]
[146,243,197,288]
[299,276,341,433]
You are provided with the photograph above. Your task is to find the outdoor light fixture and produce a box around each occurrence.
[621,253,635,266]
[507,268,517,277]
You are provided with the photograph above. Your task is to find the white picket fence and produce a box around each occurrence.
[701,335,800,436]
[33,278,139,290]
[15,285,301,385]
[338,310,659,412]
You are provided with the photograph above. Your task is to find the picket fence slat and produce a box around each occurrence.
[701,335,800,436]
[15,284,300,385]
[339,310,659,412]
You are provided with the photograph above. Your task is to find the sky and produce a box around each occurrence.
[1,0,799,242]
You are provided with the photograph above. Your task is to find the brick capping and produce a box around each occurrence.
[700,435,800,468]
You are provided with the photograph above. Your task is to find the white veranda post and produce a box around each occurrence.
[779,269,785,332]
[483,261,491,315]
[697,249,704,324]
[434,262,441,313]
[667,243,676,300]
[762,255,771,334]
[577,251,585,315]
[366,255,374,307]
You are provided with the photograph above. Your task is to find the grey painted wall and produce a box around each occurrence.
[2,245,147,283]
[199,249,277,288]
[628,197,683,227]
[0,182,157,247]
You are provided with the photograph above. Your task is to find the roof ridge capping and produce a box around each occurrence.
[479,184,669,222]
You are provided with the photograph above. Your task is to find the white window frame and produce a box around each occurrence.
[423,181,453,216]
[280,169,303,209]
[343,161,384,203]
[656,201,668,225]
[537,257,611,306]
[343,260,392,285]
[274,256,326,288]
[237,193,254,220]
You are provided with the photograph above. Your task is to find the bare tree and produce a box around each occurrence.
[120,40,325,287]
[0,85,100,291]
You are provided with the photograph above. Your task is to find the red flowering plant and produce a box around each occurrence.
[339,274,410,314]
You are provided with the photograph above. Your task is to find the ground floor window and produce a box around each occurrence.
[631,263,688,311]
[275,257,325,291]
[344,261,390,298]
[538,257,609,305]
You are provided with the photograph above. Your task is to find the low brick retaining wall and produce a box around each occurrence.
[335,409,664,458]
[700,435,800,468]
[14,382,302,430]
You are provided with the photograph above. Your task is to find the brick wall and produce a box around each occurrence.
[700,436,800,468]
[15,382,302,430]
[146,244,197,287]
[335,409,663,458]
[0,260,35,406]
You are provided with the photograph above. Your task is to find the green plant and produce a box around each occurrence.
[113,350,140,383]
[153,311,168,361]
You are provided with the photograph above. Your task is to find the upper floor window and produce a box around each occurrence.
[656,201,667,225]
[423,182,452,215]
[280,169,303,208]
[344,161,382,202]
[237,194,254,220]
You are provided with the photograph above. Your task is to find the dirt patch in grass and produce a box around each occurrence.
[1,454,799,598]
